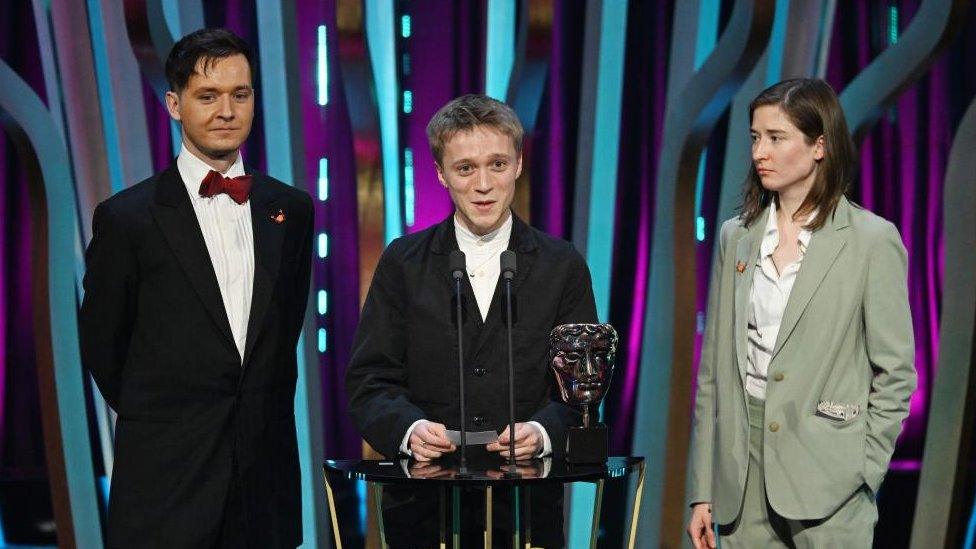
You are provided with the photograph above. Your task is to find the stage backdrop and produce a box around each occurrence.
[1,1,975,548]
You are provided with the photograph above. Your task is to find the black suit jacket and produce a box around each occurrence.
[345,214,598,459]
[79,163,313,549]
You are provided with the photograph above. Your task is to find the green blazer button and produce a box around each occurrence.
[769,422,780,432]
[773,372,784,382]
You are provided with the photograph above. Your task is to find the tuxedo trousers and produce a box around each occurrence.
[719,395,877,548]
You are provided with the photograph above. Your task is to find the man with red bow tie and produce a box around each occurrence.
[80,28,312,549]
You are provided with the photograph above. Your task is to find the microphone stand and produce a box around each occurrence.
[501,252,520,478]
[452,265,470,478]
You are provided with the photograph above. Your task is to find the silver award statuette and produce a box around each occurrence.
[548,323,618,464]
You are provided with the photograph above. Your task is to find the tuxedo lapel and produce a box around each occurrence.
[242,175,287,366]
[733,213,765,386]
[770,198,851,360]
[150,164,237,351]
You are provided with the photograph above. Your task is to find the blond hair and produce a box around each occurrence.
[426,94,524,165]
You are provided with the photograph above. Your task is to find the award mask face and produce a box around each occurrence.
[548,324,618,406]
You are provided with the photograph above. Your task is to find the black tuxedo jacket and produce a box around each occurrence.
[79,163,313,549]
[345,214,598,459]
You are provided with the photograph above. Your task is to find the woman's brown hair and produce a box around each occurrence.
[739,78,857,230]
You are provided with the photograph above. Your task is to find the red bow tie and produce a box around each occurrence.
[199,170,252,204]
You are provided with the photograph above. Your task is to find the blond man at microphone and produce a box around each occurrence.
[346,94,597,548]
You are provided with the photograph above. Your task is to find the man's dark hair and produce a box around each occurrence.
[165,28,255,92]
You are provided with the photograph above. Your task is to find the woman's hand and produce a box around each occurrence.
[687,502,716,549]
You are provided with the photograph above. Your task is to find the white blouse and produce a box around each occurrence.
[745,202,815,400]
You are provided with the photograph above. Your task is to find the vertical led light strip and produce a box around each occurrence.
[399,8,414,229]
[485,0,516,100]
[317,146,329,351]
[583,0,629,323]
[256,4,321,546]
[366,0,403,243]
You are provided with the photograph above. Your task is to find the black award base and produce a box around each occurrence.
[565,422,608,464]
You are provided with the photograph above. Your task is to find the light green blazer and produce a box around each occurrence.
[687,196,916,523]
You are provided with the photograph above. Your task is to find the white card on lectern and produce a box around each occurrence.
[445,430,498,445]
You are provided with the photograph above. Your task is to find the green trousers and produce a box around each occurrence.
[718,395,878,548]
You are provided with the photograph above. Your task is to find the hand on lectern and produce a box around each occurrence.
[409,420,456,461]
[486,423,542,459]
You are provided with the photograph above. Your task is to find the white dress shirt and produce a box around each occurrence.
[745,202,815,400]
[177,145,254,361]
[400,212,551,457]
[454,213,513,320]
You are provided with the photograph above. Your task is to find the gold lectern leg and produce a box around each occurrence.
[484,486,493,548]
[371,482,388,549]
[323,470,343,549]
[452,486,462,549]
[589,480,605,549]
[440,485,447,549]
[627,462,647,549]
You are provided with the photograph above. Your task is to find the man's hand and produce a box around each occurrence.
[409,420,456,461]
[687,502,716,549]
[486,423,543,459]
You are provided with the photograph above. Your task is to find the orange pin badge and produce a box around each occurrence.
[736,261,746,273]
[271,209,285,224]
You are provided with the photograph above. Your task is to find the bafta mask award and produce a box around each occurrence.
[548,323,618,464]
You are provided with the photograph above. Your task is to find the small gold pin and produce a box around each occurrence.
[271,209,285,224]
[736,261,746,273]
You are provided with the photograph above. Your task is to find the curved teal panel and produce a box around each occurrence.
[0,60,104,548]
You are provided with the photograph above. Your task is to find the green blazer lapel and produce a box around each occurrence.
[771,197,852,360]
[734,213,766,385]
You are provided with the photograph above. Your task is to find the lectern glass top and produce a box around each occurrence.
[323,456,643,486]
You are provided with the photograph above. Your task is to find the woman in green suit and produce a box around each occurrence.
[686,79,916,548]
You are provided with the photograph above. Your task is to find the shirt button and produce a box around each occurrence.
[769,422,780,432]
[473,416,486,427]
[773,372,784,382]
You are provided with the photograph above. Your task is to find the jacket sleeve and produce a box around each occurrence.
[687,220,732,505]
[862,222,917,493]
[530,249,599,459]
[79,201,138,410]
[345,242,426,458]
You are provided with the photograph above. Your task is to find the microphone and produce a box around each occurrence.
[500,250,516,280]
[500,251,519,475]
[450,249,466,280]
[449,250,470,476]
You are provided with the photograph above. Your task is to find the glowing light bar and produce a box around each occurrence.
[317,328,327,353]
[404,148,415,227]
[403,90,413,114]
[317,25,329,105]
[400,15,411,38]
[317,233,329,258]
[318,157,329,201]
[317,290,328,315]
